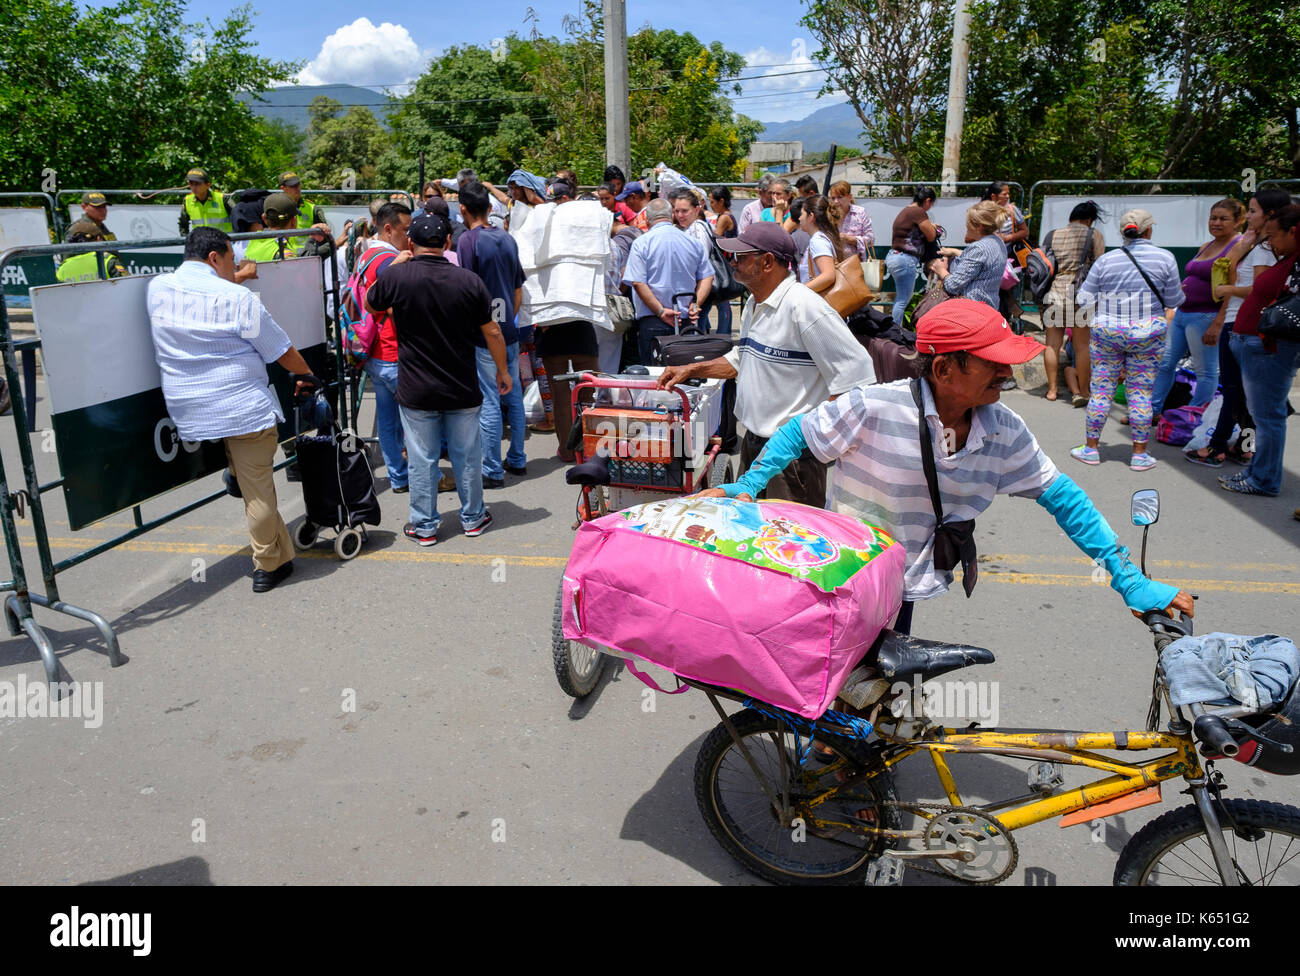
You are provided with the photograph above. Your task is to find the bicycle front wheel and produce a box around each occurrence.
[694,708,899,885]
[1114,798,1300,885]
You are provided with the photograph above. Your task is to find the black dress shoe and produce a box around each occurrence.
[391,484,409,494]
[483,476,505,489]
[252,561,294,593]
[504,464,527,476]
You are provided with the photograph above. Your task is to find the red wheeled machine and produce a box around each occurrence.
[550,368,733,696]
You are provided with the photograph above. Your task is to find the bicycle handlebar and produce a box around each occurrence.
[1194,713,1240,758]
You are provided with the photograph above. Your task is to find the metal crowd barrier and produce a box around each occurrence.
[0,229,348,693]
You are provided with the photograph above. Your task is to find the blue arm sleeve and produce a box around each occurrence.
[721,415,808,499]
[1035,473,1179,613]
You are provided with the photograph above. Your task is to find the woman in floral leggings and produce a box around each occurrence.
[1071,210,1185,470]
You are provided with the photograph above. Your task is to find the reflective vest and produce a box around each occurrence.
[295,199,318,230]
[56,251,122,282]
[244,237,291,262]
[183,190,232,232]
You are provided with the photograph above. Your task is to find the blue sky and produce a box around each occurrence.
[83,0,846,122]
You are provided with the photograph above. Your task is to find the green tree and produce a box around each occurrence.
[0,0,298,190]
[801,0,952,179]
[300,96,391,192]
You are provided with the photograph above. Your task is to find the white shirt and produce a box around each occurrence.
[1226,242,1277,322]
[723,274,875,438]
[147,261,292,442]
[799,231,836,283]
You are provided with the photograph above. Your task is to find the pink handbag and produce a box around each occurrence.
[561,497,905,718]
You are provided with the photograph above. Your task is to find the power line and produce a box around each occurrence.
[249,65,832,107]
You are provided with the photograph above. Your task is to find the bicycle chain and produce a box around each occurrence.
[867,799,1020,885]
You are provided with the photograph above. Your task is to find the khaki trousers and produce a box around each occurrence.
[224,426,293,572]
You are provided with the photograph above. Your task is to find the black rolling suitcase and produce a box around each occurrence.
[292,390,380,560]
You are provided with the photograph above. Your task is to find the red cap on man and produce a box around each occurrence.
[915,298,1044,364]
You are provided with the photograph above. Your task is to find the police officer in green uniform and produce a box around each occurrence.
[179,168,232,234]
[78,192,117,241]
[277,172,324,230]
[243,193,301,263]
[56,220,126,282]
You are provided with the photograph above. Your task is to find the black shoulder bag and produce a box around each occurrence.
[1121,247,1166,316]
[910,378,978,597]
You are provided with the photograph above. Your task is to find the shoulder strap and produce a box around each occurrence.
[909,378,945,524]
[1122,246,1164,309]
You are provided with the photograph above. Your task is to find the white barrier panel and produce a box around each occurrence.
[320,205,371,237]
[31,259,327,528]
[855,197,982,248]
[0,208,52,249]
[96,204,184,252]
[1039,195,1227,250]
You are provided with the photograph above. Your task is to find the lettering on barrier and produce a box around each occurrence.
[152,418,201,463]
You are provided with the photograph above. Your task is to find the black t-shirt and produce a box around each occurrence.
[366,254,492,411]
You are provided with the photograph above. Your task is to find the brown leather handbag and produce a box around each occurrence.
[808,249,873,318]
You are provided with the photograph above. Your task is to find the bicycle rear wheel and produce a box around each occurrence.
[694,708,899,885]
[1114,798,1300,885]
[551,581,607,698]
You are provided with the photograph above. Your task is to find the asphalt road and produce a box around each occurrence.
[1,367,1298,886]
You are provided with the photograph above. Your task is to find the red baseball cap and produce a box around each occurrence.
[915,298,1044,364]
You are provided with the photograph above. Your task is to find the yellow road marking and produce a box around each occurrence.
[981,553,1299,573]
[10,537,1298,593]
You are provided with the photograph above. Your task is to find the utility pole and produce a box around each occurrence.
[604,0,630,179]
[941,0,972,184]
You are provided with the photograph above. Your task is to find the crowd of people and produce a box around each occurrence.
[47,164,1300,591]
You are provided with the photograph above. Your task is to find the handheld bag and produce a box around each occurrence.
[560,497,906,718]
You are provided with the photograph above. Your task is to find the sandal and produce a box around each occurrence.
[1184,447,1225,467]
[1226,445,1254,464]
[1044,390,1058,401]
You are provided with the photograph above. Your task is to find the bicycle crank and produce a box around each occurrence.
[921,807,1019,884]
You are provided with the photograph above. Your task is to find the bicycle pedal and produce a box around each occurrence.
[1028,761,1064,794]
[864,854,905,887]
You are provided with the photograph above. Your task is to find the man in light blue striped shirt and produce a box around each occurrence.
[709,299,1194,634]
[147,228,316,593]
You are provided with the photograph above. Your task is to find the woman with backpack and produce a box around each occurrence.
[1149,199,1245,416]
[1071,210,1184,471]
[1041,201,1106,404]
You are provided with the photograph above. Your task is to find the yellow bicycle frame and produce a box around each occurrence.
[804,725,1204,835]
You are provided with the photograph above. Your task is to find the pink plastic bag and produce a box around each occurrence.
[561,497,905,719]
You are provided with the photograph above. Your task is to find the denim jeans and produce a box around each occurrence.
[885,250,921,325]
[475,344,526,479]
[361,357,406,489]
[636,315,675,366]
[1234,333,1300,495]
[1151,309,1220,412]
[710,298,733,336]
[399,404,486,534]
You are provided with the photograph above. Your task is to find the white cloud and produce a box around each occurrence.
[737,45,845,124]
[297,18,427,88]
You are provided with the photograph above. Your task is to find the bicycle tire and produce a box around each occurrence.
[1114,798,1300,886]
[694,708,900,885]
[551,581,607,698]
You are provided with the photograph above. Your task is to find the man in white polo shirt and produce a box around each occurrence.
[656,222,875,506]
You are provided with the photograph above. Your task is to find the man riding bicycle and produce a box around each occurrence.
[660,298,1195,631]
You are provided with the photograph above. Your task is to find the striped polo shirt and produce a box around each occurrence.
[801,378,1059,600]
[722,274,875,438]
